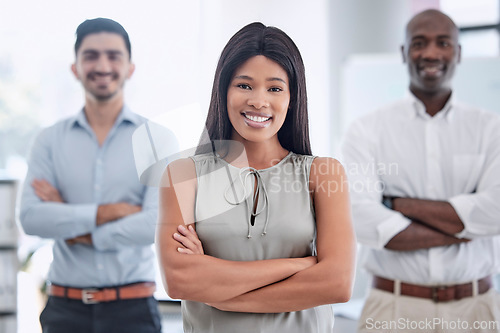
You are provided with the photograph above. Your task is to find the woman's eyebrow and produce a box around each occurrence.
[233,75,286,84]
[267,77,287,84]
[233,75,253,81]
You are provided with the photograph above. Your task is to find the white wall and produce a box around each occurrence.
[4,0,496,164]
[2,0,434,163]
[328,0,413,154]
[3,0,332,155]
[196,0,331,155]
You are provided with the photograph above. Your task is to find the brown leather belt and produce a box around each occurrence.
[373,276,492,303]
[47,282,156,304]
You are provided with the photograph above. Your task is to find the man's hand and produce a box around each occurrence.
[32,179,64,202]
[66,233,92,246]
[96,203,142,226]
[385,222,470,251]
[391,197,465,235]
[382,196,470,250]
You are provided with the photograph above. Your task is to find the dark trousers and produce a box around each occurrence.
[40,296,162,333]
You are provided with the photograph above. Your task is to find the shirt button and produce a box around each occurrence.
[94,184,100,190]
[97,159,102,165]
[97,264,104,270]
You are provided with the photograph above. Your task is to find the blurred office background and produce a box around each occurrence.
[1,0,499,332]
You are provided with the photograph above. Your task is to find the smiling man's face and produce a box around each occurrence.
[402,10,461,96]
[72,32,135,102]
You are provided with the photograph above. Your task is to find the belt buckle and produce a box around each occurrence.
[82,288,99,304]
[431,286,447,303]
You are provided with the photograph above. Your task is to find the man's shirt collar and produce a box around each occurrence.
[406,91,455,122]
[71,105,139,130]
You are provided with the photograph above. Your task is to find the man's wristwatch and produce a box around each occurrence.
[382,196,394,210]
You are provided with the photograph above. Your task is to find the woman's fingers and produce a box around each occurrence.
[178,225,202,247]
[188,225,198,236]
[174,224,204,254]
[177,247,194,254]
[173,232,196,250]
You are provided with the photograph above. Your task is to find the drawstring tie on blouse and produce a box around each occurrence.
[224,167,270,238]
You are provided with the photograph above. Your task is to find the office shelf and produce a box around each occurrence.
[0,179,18,332]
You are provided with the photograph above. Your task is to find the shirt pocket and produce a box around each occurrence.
[452,154,486,194]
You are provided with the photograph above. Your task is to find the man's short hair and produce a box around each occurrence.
[74,18,131,59]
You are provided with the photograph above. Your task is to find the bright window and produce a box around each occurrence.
[442,0,500,57]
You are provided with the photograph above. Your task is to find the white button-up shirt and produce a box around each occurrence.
[341,93,500,285]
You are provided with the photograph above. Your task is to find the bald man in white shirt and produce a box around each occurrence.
[342,9,500,333]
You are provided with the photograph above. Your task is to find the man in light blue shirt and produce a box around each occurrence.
[20,18,177,333]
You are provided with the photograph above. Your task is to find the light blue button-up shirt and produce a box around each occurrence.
[20,107,178,288]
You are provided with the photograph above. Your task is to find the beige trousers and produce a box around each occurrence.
[358,286,500,333]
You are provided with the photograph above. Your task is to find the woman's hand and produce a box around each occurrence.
[173,224,204,255]
[206,255,317,311]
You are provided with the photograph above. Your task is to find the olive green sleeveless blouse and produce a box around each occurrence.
[182,151,334,333]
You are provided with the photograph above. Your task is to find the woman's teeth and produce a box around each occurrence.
[244,114,270,122]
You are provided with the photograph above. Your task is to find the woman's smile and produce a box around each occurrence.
[227,55,290,144]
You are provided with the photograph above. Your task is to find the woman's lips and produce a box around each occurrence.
[241,112,272,128]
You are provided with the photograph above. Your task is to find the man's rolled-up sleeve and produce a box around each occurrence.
[92,184,159,251]
[450,120,500,238]
[20,129,97,239]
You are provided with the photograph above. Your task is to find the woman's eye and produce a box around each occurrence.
[237,84,251,90]
[269,87,283,92]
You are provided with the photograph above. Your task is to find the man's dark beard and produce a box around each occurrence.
[93,90,118,101]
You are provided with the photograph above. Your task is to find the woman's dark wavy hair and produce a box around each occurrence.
[197,22,311,155]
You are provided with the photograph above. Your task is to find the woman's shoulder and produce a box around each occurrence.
[309,156,345,178]
[168,153,216,169]
[308,157,347,195]
[168,157,195,169]
[165,157,196,181]
[289,153,342,171]
[288,152,316,164]
[167,153,222,181]
[190,152,216,163]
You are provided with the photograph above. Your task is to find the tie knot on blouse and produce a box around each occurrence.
[224,167,270,238]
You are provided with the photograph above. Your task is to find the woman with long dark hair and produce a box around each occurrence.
[158,22,355,332]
